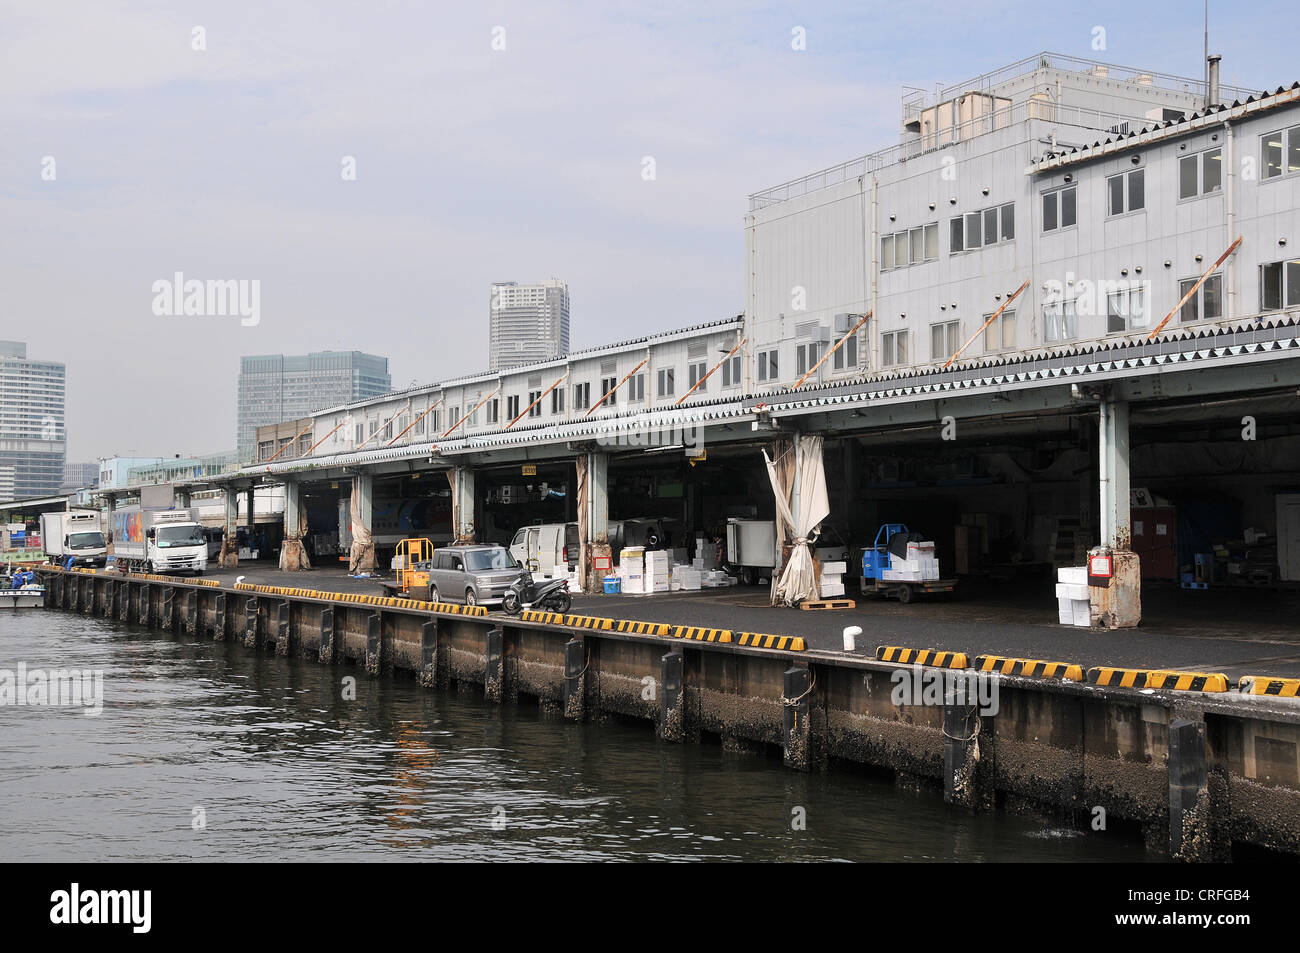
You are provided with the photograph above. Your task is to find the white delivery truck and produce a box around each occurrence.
[40,511,108,568]
[111,505,208,575]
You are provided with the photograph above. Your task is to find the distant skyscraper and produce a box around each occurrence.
[237,351,391,459]
[0,341,66,500]
[489,280,570,372]
[62,461,99,491]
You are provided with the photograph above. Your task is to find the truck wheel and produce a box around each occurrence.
[429,585,439,604]
[897,585,914,605]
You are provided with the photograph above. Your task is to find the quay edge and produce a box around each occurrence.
[36,567,1300,861]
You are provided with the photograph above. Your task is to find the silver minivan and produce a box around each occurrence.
[428,544,519,606]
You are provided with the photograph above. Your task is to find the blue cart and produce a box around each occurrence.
[859,523,957,605]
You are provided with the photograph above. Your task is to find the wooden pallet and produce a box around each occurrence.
[799,598,856,611]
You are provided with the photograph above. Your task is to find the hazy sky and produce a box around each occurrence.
[0,0,1282,460]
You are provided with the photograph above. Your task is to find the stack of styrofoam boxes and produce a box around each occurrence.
[819,559,847,599]
[644,549,671,594]
[1055,566,1090,626]
[620,547,645,595]
[671,564,703,591]
[881,540,939,581]
[702,570,735,588]
[692,537,718,572]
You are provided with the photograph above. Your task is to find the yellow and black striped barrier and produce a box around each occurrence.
[671,626,732,643]
[563,614,615,630]
[876,646,968,668]
[1239,676,1300,697]
[521,610,566,625]
[1088,667,1229,693]
[974,655,1084,681]
[736,632,806,652]
[614,619,672,636]
[228,582,486,616]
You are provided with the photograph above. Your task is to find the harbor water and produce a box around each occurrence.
[0,611,1154,862]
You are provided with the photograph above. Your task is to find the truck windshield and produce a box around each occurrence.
[68,532,105,549]
[156,525,205,548]
[464,548,513,572]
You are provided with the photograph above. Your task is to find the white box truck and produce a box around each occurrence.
[40,511,108,568]
[111,505,208,575]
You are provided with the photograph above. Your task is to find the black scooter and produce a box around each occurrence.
[501,562,572,615]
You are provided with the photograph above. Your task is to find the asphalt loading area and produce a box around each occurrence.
[180,563,1300,682]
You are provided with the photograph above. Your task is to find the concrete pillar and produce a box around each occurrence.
[582,452,610,593]
[658,651,684,742]
[1099,400,1131,550]
[1169,718,1210,861]
[365,613,381,674]
[563,638,586,720]
[274,601,290,656]
[782,666,812,771]
[175,487,192,508]
[419,619,440,688]
[279,479,310,572]
[214,592,227,640]
[348,472,375,573]
[318,606,334,662]
[943,689,984,809]
[1093,399,1141,627]
[484,626,504,703]
[453,466,476,543]
[219,487,240,568]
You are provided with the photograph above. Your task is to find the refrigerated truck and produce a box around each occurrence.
[112,506,208,575]
[40,511,108,567]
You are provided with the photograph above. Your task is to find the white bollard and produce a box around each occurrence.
[842,625,862,653]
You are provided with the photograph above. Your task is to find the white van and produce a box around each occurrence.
[509,522,579,577]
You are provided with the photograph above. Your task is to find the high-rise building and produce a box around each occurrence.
[489,280,570,371]
[61,461,99,491]
[237,351,391,459]
[0,341,66,501]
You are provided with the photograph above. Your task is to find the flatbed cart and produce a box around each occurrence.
[859,523,957,605]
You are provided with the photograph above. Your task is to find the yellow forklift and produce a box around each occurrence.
[381,538,435,600]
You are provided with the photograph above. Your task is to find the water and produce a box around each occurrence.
[0,611,1153,862]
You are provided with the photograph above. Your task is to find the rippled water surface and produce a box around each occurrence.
[0,612,1154,861]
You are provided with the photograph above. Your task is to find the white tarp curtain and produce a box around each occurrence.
[348,478,374,573]
[575,454,589,591]
[764,435,828,606]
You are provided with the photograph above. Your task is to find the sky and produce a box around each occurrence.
[0,0,1286,461]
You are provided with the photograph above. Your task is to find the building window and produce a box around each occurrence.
[598,376,619,407]
[627,372,645,401]
[486,399,499,424]
[687,361,708,392]
[528,390,542,417]
[881,330,908,367]
[832,333,858,370]
[950,203,1014,253]
[1178,274,1224,323]
[1261,260,1300,311]
[983,309,1016,353]
[506,395,520,420]
[882,223,938,269]
[573,382,590,409]
[1043,297,1077,343]
[1106,287,1148,333]
[429,410,439,433]
[930,321,959,362]
[550,387,565,414]
[1042,186,1076,232]
[1261,126,1300,180]
[757,349,778,382]
[794,343,823,376]
[1179,147,1222,199]
[1107,168,1145,215]
[656,368,674,396]
[721,354,742,387]
[355,423,364,444]
[368,420,377,435]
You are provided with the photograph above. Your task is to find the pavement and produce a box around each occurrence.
[186,562,1300,682]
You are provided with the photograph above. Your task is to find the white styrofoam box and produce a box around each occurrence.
[821,561,847,576]
[820,581,845,597]
[1058,566,1087,586]
[1071,599,1090,626]
[1057,597,1073,625]
[905,542,935,558]
[882,569,923,582]
[1053,582,1086,599]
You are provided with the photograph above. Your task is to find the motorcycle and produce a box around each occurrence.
[501,562,572,615]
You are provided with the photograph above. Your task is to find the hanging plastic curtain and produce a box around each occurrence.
[765,435,828,606]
